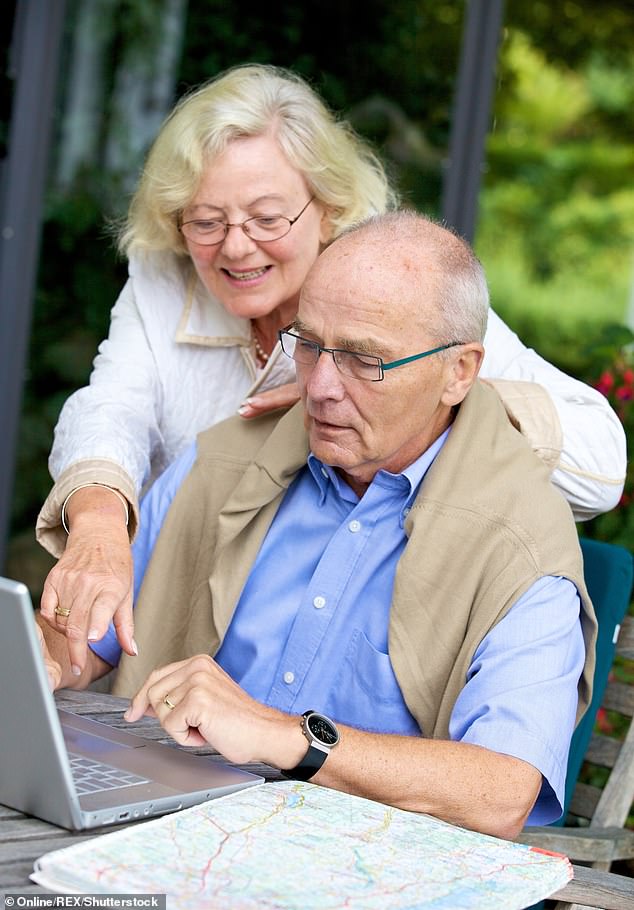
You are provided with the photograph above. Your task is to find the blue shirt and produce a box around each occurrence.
[92,434,585,825]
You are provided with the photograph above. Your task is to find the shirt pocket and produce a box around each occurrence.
[323,629,421,735]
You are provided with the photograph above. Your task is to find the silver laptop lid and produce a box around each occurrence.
[0,577,83,828]
[0,577,264,830]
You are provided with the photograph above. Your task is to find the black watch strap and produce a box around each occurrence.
[281,743,329,781]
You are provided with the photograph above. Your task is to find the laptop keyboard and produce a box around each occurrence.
[69,751,151,794]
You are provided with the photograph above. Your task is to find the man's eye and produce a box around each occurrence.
[349,352,379,367]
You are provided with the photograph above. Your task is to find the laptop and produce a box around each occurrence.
[0,577,264,830]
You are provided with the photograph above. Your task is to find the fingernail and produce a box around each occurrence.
[87,629,99,641]
[71,664,82,677]
[123,708,131,721]
[237,405,250,416]
[131,638,139,656]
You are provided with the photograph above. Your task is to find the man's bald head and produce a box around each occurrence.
[305,210,489,348]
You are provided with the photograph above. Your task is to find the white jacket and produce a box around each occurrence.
[37,252,627,556]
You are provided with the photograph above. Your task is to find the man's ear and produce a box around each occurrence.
[319,207,335,247]
[440,344,484,407]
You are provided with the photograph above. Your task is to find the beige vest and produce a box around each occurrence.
[114,381,596,740]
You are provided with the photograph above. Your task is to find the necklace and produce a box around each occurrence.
[251,322,270,366]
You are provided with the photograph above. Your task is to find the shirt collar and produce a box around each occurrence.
[307,426,452,520]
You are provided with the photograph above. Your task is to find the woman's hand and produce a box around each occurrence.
[39,486,136,676]
[238,382,300,418]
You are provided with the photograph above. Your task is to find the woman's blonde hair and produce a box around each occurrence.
[118,63,398,256]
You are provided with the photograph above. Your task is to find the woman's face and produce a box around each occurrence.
[181,134,331,325]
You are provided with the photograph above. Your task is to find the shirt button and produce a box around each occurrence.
[313,595,326,609]
[283,671,295,685]
[348,519,361,533]
[403,507,411,517]
[321,467,328,478]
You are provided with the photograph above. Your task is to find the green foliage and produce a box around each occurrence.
[506,0,634,69]
[478,29,634,295]
[494,31,591,135]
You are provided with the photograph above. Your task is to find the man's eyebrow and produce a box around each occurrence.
[336,335,388,356]
[291,318,313,335]
[292,320,391,358]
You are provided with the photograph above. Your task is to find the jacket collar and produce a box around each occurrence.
[175,266,253,347]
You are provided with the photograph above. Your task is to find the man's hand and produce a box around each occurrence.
[35,610,112,691]
[125,656,541,839]
[35,621,63,692]
[238,382,300,418]
[125,655,305,767]
[39,486,136,676]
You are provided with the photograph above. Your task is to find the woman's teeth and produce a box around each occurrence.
[226,267,269,280]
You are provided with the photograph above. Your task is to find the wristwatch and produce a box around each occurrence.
[281,710,340,781]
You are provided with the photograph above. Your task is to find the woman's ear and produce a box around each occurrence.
[440,344,485,407]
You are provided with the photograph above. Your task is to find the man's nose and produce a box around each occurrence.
[220,224,258,258]
[305,349,346,401]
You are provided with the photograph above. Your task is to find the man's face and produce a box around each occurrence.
[295,238,474,495]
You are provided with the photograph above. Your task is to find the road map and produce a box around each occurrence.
[32,780,572,909]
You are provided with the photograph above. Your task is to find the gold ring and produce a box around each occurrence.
[54,606,72,618]
[163,695,176,710]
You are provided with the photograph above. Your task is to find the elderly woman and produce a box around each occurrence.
[36,64,626,673]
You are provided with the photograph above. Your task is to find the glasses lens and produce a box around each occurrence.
[280,333,383,381]
[180,221,226,244]
[281,333,319,365]
[245,216,292,242]
[335,351,383,381]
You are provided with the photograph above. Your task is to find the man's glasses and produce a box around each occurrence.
[279,328,464,382]
[179,197,315,246]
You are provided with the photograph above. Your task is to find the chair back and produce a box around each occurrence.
[561,538,633,824]
[517,539,634,886]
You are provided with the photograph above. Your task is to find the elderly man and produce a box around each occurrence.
[41,212,596,840]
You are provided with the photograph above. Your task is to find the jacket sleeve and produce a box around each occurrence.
[36,272,164,556]
[481,309,627,521]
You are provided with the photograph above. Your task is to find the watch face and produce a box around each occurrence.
[306,713,339,745]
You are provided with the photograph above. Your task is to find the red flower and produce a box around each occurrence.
[596,707,614,735]
[596,370,615,396]
[616,385,633,401]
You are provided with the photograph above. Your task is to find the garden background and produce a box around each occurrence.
[2,1,633,822]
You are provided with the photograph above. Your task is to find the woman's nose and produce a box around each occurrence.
[220,224,258,258]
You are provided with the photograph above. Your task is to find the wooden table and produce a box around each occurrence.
[1,690,632,908]
[0,688,280,896]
